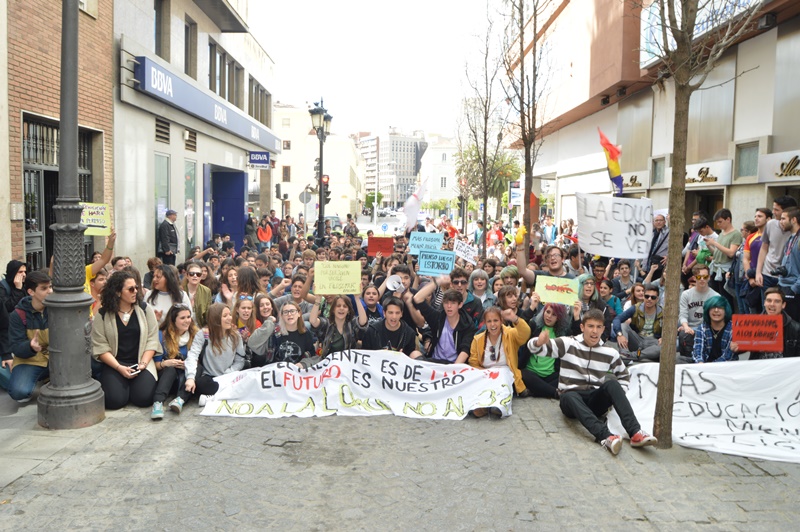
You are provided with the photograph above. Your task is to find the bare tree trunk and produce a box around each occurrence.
[653,84,691,449]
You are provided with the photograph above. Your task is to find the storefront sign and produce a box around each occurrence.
[758,150,800,183]
[248,151,271,168]
[667,160,732,187]
[133,56,280,152]
[621,171,649,191]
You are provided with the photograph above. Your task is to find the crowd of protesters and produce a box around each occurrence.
[2,196,799,455]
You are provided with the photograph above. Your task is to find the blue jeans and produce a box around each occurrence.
[0,363,11,391]
[8,364,49,402]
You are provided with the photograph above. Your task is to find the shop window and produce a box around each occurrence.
[283,140,291,150]
[154,0,169,61]
[735,142,759,179]
[282,166,291,182]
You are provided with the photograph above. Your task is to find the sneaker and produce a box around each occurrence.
[630,430,658,448]
[198,394,210,407]
[601,434,622,455]
[471,408,488,418]
[151,401,164,420]
[168,397,185,414]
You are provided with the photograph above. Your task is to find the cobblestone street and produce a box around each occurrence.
[2,393,799,530]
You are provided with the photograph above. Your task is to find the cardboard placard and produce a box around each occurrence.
[536,277,580,306]
[314,261,362,295]
[576,192,654,259]
[731,314,783,352]
[408,232,444,255]
[453,239,478,265]
[80,202,111,236]
[417,250,456,277]
[367,237,394,257]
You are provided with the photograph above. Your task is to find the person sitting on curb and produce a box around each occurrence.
[360,297,422,357]
[468,306,531,416]
[7,271,52,403]
[412,276,476,364]
[527,309,658,455]
[750,287,800,359]
[611,283,664,362]
[678,296,738,364]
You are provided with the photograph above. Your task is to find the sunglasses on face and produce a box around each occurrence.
[124,286,139,293]
[695,274,710,280]
[643,295,658,300]
[187,271,202,277]
[452,279,468,286]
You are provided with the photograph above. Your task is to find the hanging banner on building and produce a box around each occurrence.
[314,261,361,295]
[408,231,444,255]
[576,192,653,259]
[79,202,111,236]
[607,359,800,464]
[453,239,478,265]
[417,250,456,277]
[200,350,515,420]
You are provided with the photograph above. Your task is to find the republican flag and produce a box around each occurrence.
[598,128,623,197]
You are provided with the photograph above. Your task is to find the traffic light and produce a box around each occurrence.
[321,175,331,205]
[275,183,282,199]
[321,175,330,187]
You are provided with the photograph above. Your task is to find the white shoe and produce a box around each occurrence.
[198,394,210,407]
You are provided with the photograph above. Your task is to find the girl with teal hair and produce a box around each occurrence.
[690,296,737,363]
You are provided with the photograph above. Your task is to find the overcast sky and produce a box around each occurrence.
[250,0,495,138]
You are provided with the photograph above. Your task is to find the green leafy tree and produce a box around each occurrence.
[364,192,383,211]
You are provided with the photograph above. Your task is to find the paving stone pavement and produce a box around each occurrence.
[1,391,799,530]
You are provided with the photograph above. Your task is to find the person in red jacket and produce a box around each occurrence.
[257,217,273,251]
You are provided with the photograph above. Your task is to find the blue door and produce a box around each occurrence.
[211,171,246,250]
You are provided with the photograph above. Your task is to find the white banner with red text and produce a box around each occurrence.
[200,350,515,420]
[608,359,800,463]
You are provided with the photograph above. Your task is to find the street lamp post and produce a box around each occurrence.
[38,0,105,429]
[309,99,332,247]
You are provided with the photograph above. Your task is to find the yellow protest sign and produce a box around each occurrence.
[314,261,362,295]
[80,202,111,236]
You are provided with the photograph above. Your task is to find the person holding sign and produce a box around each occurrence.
[569,274,615,342]
[468,306,531,416]
[309,294,368,357]
[518,303,570,399]
[750,287,800,359]
[412,277,476,364]
[527,309,657,455]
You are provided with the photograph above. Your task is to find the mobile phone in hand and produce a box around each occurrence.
[129,363,141,376]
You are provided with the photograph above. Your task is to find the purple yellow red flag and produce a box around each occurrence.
[598,128,623,197]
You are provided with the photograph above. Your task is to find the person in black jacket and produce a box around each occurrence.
[412,277,476,364]
[1,260,27,390]
[751,287,800,359]
[157,209,180,265]
[361,297,421,357]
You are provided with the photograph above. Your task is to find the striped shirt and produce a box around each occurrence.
[527,334,630,393]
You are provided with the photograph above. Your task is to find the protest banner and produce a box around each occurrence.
[367,237,394,257]
[453,239,478,265]
[607,359,800,463]
[408,232,444,255]
[79,202,111,236]
[536,277,580,306]
[314,261,361,295]
[576,192,653,259]
[731,314,783,352]
[200,350,515,420]
[417,250,456,277]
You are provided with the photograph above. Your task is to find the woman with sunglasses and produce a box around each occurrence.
[181,262,212,328]
[92,271,160,410]
[249,300,318,368]
[145,264,191,325]
[310,294,368,357]
[184,303,245,406]
[468,306,531,416]
[151,304,204,418]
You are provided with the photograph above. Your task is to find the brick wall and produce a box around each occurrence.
[7,0,114,260]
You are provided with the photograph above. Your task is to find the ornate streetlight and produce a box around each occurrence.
[309,99,332,246]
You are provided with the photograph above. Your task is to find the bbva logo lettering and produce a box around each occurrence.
[149,67,173,98]
[250,153,269,162]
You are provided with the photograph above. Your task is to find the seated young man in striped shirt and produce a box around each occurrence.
[527,309,657,455]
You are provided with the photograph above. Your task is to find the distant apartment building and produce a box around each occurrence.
[378,129,427,208]
[420,135,458,204]
[513,0,800,228]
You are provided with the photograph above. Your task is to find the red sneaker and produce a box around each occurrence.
[601,434,622,455]
[630,430,658,448]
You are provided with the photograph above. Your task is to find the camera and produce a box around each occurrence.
[770,266,788,277]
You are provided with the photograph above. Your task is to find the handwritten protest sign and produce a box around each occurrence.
[417,250,456,277]
[408,232,444,255]
[314,261,361,295]
[731,314,783,352]
[367,237,394,257]
[608,359,800,464]
[536,277,580,306]
[79,202,111,236]
[453,239,478,265]
[576,192,653,259]
[201,350,515,420]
